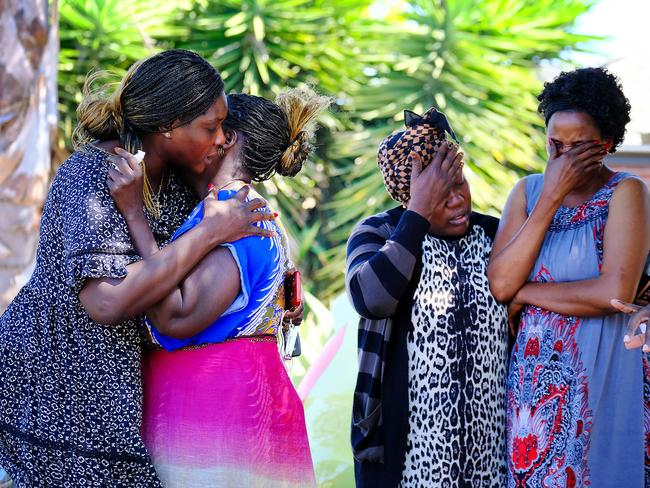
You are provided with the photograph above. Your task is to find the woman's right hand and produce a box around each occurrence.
[407,141,463,222]
[201,185,276,243]
[106,147,145,221]
[541,140,607,202]
[611,299,650,351]
[508,297,525,337]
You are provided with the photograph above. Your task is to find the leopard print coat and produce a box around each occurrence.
[400,213,508,488]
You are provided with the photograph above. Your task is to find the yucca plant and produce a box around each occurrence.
[319,0,597,298]
[57,0,185,154]
[171,0,375,301]
[54,0,598,305]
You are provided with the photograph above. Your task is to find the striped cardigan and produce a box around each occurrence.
[346,206,430,464]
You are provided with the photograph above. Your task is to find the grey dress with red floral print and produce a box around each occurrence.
[507,172,649,488]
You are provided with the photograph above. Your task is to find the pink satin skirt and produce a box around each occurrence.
[141,337,316,487]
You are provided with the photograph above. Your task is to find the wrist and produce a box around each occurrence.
[539,186,565,207]
[536,190,565,215]
[514,284,531,306]
[393,210,430,253]
[198,218,226,248]
[406,200,430,221]
[123,207,146,223]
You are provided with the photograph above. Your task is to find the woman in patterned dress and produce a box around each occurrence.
[488,67,650,487]
[108,88,330,487]
[348,109,509,487]
[0,50,273,487]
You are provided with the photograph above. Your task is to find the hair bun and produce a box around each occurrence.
[274,87,332,178]
[278,131,310,176]
[72,71,123,149]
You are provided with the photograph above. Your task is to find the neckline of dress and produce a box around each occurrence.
[558,170,620,211]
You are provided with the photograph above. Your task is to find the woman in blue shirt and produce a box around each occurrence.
[109,87,330,487]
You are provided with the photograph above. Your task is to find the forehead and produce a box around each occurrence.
[547,111,599,139]
[198,93,228,121]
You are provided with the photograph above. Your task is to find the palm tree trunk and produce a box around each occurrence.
[0,0,58,315]
[0,0,57,480]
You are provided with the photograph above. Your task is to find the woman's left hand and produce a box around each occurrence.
[508,297,525,337]
[611,299,650,351]
[106,147,145,221]
[283,295,304,326]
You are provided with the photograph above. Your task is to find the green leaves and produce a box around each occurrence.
[57,0,183,151]
[56,0,596,302]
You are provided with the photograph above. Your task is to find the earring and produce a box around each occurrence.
[163,132,171,139]
[218,146,225,157]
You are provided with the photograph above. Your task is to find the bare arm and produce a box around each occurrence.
[488,141,607,302]
[144,247,241,338]
[118,206,243,338]
[79,151,274,325]
[487,177,558,302]
[122,211,159,258]
[513,177,650,316]
[79,214,230,325]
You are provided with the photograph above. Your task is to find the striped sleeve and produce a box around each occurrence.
[345,209,429,319]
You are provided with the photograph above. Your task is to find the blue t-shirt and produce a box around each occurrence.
[146,189,287,351]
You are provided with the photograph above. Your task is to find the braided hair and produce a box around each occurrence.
[224,87,331,182]
[538,67,631,153]
[72,49,224,216]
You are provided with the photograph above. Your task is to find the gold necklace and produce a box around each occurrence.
[142,164,166,219]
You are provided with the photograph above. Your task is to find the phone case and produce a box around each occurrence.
[285,270,302,309]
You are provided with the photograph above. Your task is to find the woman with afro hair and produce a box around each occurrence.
[488,67,650,487]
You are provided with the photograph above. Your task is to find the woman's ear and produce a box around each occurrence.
[224,129,238,149]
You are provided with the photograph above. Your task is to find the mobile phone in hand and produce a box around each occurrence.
[285,269,302,310]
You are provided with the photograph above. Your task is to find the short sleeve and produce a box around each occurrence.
[210,225,285,340]
[56,150,140,294]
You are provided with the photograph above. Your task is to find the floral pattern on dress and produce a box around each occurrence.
[508,305,593,488]
[507,171,648,488]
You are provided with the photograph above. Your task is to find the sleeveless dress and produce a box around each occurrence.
[506,172,649,487]
[0,145,197,487]
[140,189,316,488]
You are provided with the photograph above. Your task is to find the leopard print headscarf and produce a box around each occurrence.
[377,107,458,205]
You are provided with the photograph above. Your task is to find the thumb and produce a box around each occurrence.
[610,298,641,315]
[548,139,558,160]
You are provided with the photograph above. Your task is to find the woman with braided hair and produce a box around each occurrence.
[0,49,274,486]
[108,87,330,487]
[488,67,650,486]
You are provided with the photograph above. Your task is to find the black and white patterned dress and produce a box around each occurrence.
[399,213,508,488]
[0,145,197,487]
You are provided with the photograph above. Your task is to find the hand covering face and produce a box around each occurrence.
[377,107,459,205]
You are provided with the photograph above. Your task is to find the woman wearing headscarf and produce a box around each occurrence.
[488,67,650,487]
[0,50,272,486]
[347,109,509,487]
